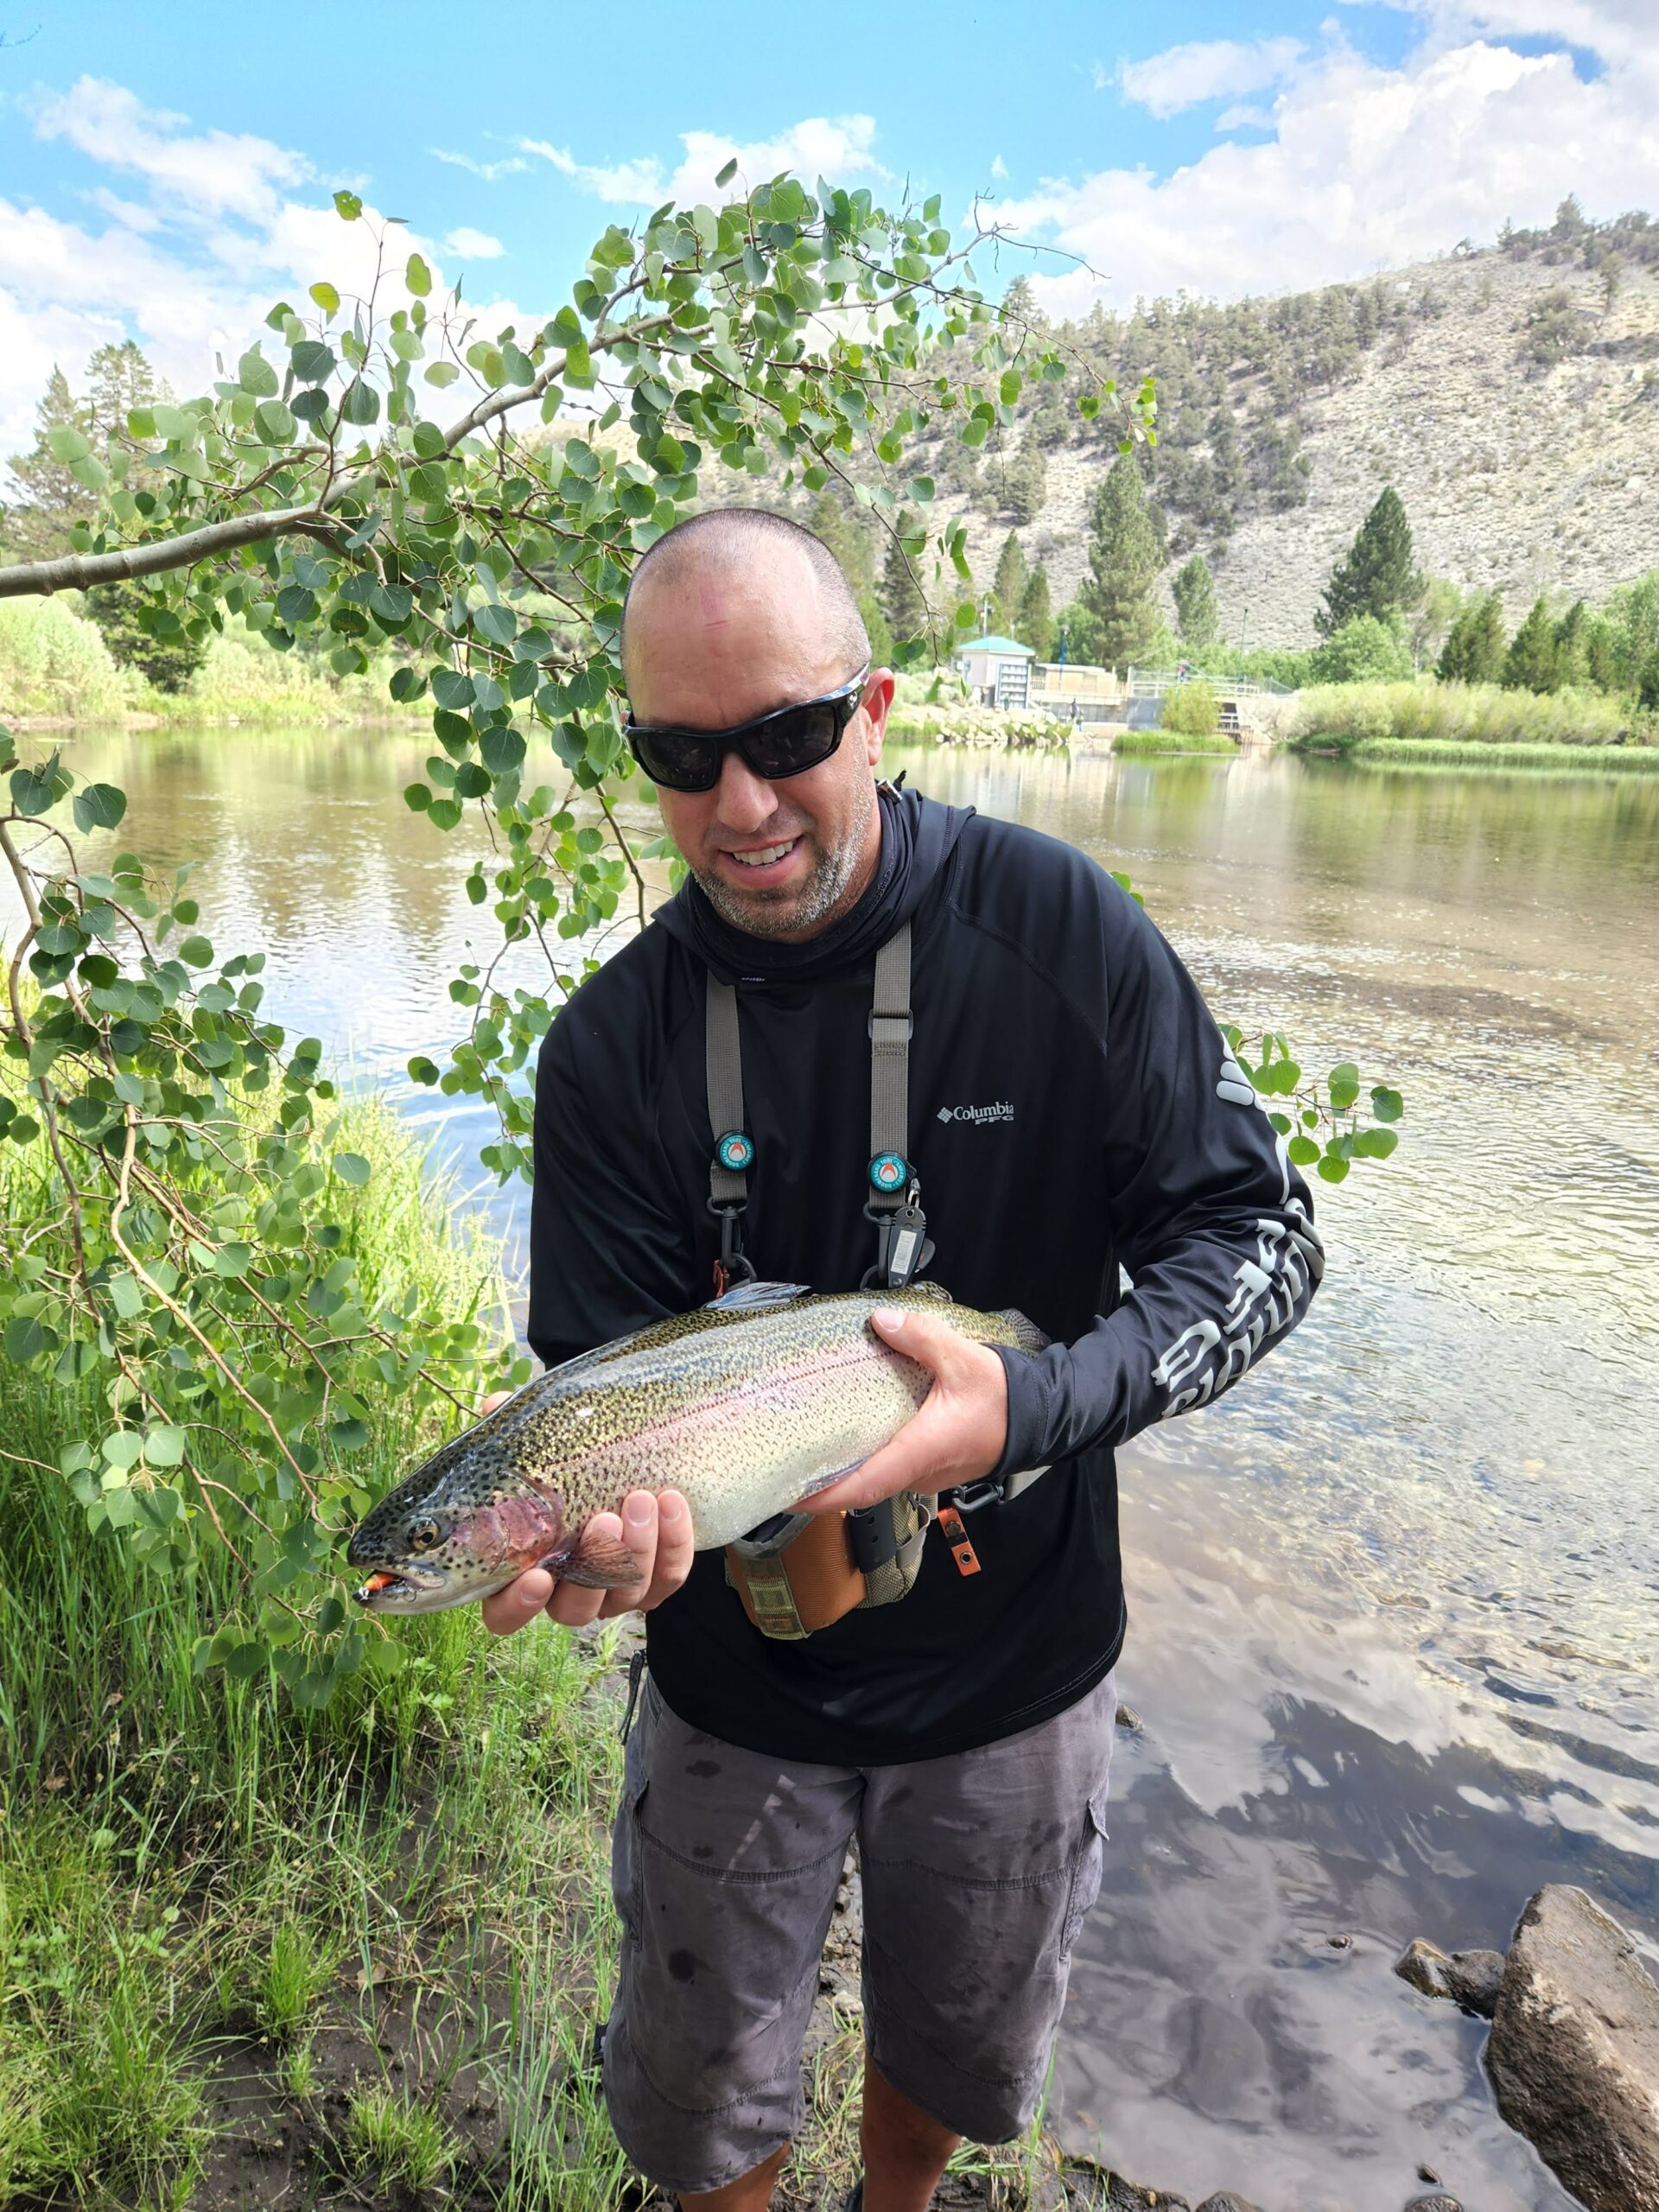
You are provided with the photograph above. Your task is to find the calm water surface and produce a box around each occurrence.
[18,729,1659,2210]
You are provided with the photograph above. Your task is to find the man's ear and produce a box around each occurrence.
[861,669,896,766]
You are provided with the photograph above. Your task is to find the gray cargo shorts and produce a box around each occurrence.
[602,1669,1117,2196]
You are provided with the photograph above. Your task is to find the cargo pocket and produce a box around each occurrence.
[609,1693,654,1948]
[1058,1784,1111,1958]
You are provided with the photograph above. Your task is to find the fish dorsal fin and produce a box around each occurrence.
[705,1279,812,1313]
[905,1280,954,1304]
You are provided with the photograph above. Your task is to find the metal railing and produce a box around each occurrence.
[1125,667,1297,699]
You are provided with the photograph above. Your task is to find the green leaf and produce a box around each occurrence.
[1287,1135,1320,1166]
[424,360,460,387]
[47,423,90,464]
[309,280,340,313]
[342,378,380,426]
[238,347,280,397]
[406,251,432,297]
[291,340,336,385]
[177,933,214,967]
[1315,1154,1351,1185]
[3,1313,46,1363]
[404,782,432,811]
[715,156,738,188]
[333,1152,372,1186]
[255,398,297,445]
[474,601,516,645]
[1370,1086,1403,1124]
[1327,1062,1361,1113]
[72,782,127,833]
[1353,1127,1399,1160]
[144,1425,187,1467]
[333,189,363,221]
[213,1242,252,1277]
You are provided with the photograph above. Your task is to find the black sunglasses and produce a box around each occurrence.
[626,665,871,794]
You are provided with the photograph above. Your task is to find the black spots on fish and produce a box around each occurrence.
[685,1758,721,1779]
[667,1948,699,1984]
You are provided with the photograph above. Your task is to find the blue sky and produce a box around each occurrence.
[2,0,1656,454]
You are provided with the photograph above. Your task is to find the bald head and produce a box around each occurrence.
[620,507,869,702]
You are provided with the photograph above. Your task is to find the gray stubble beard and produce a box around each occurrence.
[691,815,871,942]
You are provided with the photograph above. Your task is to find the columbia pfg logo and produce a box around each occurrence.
[935,1102,1014,1126]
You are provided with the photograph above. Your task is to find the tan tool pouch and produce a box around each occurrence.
[724,1494,933,1641]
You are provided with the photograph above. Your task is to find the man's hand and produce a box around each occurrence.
[474,1392,695,1636]
[797,1306,1009,1515]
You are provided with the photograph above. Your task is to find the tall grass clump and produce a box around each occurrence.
[0,598,131,721]
[1287,678,1659,754]
[1114,726,1234,756]
[1157,678,1223,738]
[157,617,418,726]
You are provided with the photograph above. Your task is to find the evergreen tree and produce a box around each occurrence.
[1638,646,1659,714]
[1317,486,1417,636]
[1583,615,1621,694]
[1437,592,1505,683]
[991,531,1027,632]
[1172,552,1217,649]
[880,532,930,646]
[1078,452,1164,666]
[1016,565,1053,660]
[86,339,163,441]
[805,488,890,663]
[1005,433,1047,525]
[3,365,91,563]
[1502,595,1562,692]
[83,585,207,694]
[1552,599,1589,688]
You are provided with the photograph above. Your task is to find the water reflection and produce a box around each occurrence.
[11,728,1657,2206]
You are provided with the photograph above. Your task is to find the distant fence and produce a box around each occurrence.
[1124,668,1297,700]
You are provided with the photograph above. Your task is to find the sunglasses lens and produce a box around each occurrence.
[632,727,721,791]
[741,702,842,779]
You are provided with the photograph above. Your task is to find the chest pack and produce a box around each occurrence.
[702,920,1040,1642]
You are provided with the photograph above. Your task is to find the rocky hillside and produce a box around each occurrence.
[900,230,1659,651]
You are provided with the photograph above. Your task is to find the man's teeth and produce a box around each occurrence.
[731,841,797,868]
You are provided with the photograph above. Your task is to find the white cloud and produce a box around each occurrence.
[429,146,531,182]
[990,155,1010,181]
[1116,36,1305,118]
[31,77,310,226]
[519,114,887,208]
[1005,24,1659,319]
[443,226,505,260]
[1215,103,1278,131]
[519,140,667,206]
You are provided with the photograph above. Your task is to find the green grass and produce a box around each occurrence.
[1285,676,1659,753]
[1336,735,1659,772]
[342,2086,460,2191]
[1111,727,1236,755]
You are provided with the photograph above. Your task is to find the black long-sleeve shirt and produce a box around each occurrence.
[527,789,1323,1764]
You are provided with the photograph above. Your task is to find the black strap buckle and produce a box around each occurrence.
[950,1478,1007,1514]
[848,1498,903,1573]
[708,1198,755,1294]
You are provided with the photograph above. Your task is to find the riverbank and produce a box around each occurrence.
[1285,677,1659,759]
[1321,734,1659,772]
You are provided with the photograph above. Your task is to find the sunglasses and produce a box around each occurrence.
[626,664,871,794]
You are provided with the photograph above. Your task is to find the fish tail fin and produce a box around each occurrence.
[996,1308,1051,1355]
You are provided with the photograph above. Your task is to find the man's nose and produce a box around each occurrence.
[714,750,780,831]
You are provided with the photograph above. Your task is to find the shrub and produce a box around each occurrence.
[1310,613,1413,685]
[1160,678,1222,736]
[0,597,130,719]
[1287,679,1658,753]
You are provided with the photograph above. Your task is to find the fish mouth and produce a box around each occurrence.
[351,1564,452,1611]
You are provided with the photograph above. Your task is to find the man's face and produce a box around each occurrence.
[625,550,893,940]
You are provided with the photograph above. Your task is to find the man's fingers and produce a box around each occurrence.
[869,1306,977,1381]
[481,1565,553,1637]
[645,1490,695,1607]
[595,1491,661,1619]
[544,1511,623,1626]
[480,1388,514,1418]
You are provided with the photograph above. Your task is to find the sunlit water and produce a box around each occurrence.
[10,728,1657,2209]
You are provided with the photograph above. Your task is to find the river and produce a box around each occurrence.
[12,727,1659,2211]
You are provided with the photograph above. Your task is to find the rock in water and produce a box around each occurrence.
[1195,2196,1265,2211]
[1395,1937,1505,2017]
[1486,1884,1659,2212]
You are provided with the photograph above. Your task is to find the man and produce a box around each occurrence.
[483,509,1322,2211]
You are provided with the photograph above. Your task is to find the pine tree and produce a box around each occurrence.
[806,488,874,594]
[1016,565,1053,660]
[1005,434,1047,525]
[991,532,1027,632]
[1503,596,1562,693]
[1078,452,1164,666]
[1317,486,1417,637]
[880,532,930,646]
[1437,592,1505,684]
[3,365,91,563]
[1552,599,1588,688]
[1172,553,1217,649]
[85,339,164,441]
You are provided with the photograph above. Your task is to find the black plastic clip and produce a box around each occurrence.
[848,1498,903,1573]
[861,1188,931,1290]
[950,1478,1007,1514]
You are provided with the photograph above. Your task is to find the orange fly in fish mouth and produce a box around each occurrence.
[353,1571,406,1604]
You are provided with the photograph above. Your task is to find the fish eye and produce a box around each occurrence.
[408,1516,442,1553]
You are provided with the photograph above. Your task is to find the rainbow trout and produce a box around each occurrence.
[346,1279,1047,1614]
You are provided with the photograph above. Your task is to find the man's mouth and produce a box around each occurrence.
[726,837,800,871]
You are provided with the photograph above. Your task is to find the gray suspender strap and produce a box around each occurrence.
[868,923,912,1189]
[705,975,755,1287]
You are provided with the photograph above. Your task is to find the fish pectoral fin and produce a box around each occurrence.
[540,1528,645,1590]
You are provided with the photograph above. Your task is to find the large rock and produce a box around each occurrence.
[1486,1884,1659,2212]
